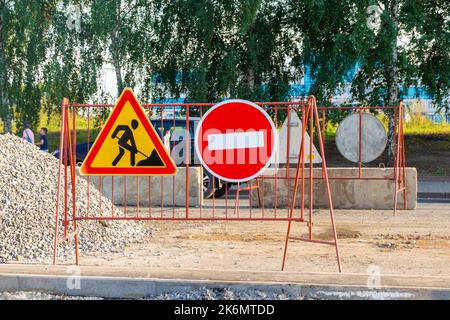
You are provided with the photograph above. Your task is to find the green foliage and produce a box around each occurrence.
[290,0,372,104]
[401,0,450,111]
[1,0,450,136]
[43,0,104,113]
[89,0,156,97]
[403,114,450,135]
[152,0,301,103]
[289,0,450,111]
[0,0,59,132]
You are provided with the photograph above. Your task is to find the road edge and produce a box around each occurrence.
[1,273,449,300]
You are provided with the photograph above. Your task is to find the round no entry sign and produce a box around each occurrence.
[195,99,277,183]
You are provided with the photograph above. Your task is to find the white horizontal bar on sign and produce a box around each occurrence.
[208,131,265,151]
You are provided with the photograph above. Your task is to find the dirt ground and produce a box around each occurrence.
[404,134,450,176]
[74,203,450,277]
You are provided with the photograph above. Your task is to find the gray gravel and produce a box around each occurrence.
[0,291,103,300]
[149,287,306,300]
[0,288,306,300]
[0,134,150,264]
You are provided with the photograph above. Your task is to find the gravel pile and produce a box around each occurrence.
[0,288,307,300]
[0,291,103,300]
[150,287,306,300]
[0,134,150,263]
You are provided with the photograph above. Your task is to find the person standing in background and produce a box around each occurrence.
[35,127,49,152]
[22,123,35,144]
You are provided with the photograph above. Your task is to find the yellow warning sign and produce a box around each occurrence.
[80,88,177,176]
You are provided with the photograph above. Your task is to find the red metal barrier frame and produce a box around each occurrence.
[53,97,407,273]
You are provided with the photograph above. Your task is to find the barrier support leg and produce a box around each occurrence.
[313,98,341,272]
[282,102,308,271]
[282,97,342,273]
[393,103,407,215]
[65,104,80,265]
[52,99,68,265]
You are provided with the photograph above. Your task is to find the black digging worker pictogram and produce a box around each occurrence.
[111,119,165,167]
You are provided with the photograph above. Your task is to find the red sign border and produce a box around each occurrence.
[80,88,177,176]
[194,99,277,183]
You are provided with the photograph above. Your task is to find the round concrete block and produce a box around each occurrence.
[336,113,387,163]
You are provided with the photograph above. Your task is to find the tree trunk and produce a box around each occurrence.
[0,1,12,133]
[246,66,256,100]
[111,0,124,95]
[111,29,124,93]
[0,94,12,134]
[246,67,255,92]
[112,49,124,93]
[386,0,400,166]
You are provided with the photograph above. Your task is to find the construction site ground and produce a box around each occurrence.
[1,202,450,293]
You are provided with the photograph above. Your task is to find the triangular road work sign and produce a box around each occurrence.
[272,111,322,166]
[80,88,177,176]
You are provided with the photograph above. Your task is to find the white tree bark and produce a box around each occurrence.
[386,0,400,166]
[111,0,124,95]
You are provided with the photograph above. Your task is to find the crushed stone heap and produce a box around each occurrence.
[0,134,150,263]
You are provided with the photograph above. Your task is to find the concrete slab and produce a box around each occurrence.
[0,265,449,299]
[78,167,203,207]
[252,167,417,209]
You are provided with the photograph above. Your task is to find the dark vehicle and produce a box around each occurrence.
[52,118,227,198]
[150,118,227,198]
[52,142,93,166]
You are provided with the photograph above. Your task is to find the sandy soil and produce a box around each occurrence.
[74,203,450,277]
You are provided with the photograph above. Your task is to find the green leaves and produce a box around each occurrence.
[1,0,60,131]
[152,0,300,103]
[1,0,449,135]
[289,0,450,112]
[403,0,450,111]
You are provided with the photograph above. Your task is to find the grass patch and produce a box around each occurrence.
[0,111,100,152]
[403,115,450,135]
[38,111,102,152]
[322,113,450,137]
